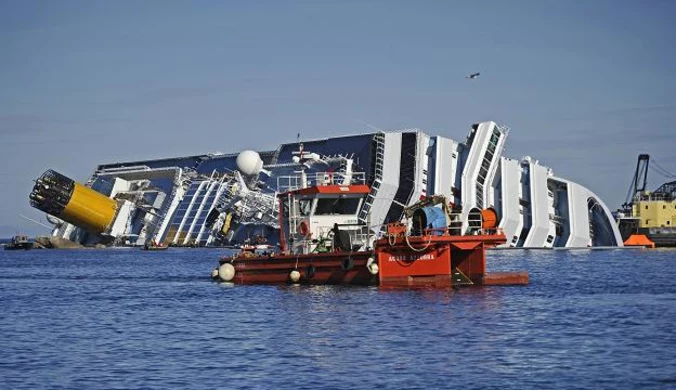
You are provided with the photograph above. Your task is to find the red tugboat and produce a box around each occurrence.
[212,151,528,288]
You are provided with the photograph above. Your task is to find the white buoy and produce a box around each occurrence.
[289,270,301,283]
[218,263,236,282]
[211,268,219,279]
[367,257,379,275]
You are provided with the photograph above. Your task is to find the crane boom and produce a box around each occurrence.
[624,154,650,207]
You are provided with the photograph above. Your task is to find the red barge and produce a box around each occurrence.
[212,149,528,288]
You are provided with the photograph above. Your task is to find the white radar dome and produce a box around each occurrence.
[236,150,264,176]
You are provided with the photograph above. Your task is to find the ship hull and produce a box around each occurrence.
[141,245,169,251]
[216,233,528,287]
[4,243,33,250]
[640,230,676,247]
[222,252,376,285]
[618,219,676,247]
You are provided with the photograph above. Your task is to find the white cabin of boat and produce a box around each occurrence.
[277,170,371,255]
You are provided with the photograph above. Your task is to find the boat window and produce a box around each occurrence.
[315,197,361,215]
[299,199,313,216]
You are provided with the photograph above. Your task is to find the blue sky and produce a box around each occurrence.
[1,0,674,236]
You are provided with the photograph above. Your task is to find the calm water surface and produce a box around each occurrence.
[1,248,675,389]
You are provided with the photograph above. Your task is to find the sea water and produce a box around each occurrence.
[1,248,675,389]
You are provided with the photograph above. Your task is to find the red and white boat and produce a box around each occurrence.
[212,148,528,288]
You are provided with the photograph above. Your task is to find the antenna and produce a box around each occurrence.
[19,214,53,230]
[297,133,304,158]
[354,119,383,132]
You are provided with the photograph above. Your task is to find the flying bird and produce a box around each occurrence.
[466,72,480,79]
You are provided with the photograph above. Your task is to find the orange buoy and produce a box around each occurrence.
[481,208,498,230]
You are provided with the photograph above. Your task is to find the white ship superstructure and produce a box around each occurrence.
[31,121,623,248]
[459,122,508,234]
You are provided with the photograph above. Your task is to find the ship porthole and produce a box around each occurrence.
[341,257,354,271]
[306,264,316,279]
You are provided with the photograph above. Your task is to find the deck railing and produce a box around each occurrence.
[277,172,366,193]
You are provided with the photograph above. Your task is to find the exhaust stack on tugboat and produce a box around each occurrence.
[212,146,528,288]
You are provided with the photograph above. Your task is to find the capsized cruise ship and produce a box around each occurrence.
[29,121,623,248]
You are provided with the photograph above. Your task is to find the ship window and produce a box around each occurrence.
[315,197,361,215]
[646,205,649,210]
[667,221,670,225]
